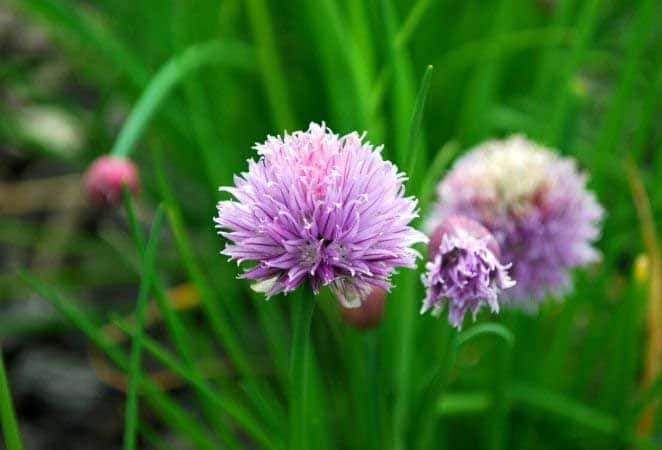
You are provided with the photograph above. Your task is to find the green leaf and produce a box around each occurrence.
[395,0,434,48]
[112,40,253,158]
[244,0,296,130]
[437,391,490,416]
[406,65,434,190]
[0,347,23,450]
[418,140,460,211]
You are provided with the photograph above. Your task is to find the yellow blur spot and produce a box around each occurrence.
[634,253,649,284]
[168,283,199,310]
[571,76,588,98]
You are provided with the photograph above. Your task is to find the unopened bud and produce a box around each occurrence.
[340,287,386,330]
[84,155,139,208]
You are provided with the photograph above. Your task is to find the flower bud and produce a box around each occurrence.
[84,155,139,208]
[422,215,514,329]
[340,287,386,330]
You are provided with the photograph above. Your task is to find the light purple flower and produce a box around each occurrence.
[215,122,427,307]
[428,135,604,308]
[422,215,514,328]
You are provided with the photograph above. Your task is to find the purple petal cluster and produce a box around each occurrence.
[428,135,604,308]
[422,215,514,328]
[215,122,427,307]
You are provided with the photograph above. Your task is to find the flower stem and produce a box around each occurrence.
[486,333,513,450]
[289,288,316,450]
[416,330,457,450]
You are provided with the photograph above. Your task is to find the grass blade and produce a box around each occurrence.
[626,161,662,436]
[112,319,280,450]
[151,145,287,443]
[123,206,165,450]
[14,0,148,86]
[392,63,434,450]
[112,40,253,158]
[0,347,22,450]
[418,141,460,212]
[406,65,434,192]
[244,0,296,130]
[19,272,218,450]
[152,146,252,377]
[437,391,490,416]
[395,0,434,48]
[380,0,418,163]
[457,0,515,144]
[510,382,618,434]
[593,0,656,160]
[545,0,602,145]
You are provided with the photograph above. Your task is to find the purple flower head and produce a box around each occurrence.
[214,122,427,307]
[422,215,514,329]
[428,135,604,308]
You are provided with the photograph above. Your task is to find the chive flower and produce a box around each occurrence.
[215,123,427,307]
[428,135,604,308]
[422,215,514,328]
[84,155,139,208]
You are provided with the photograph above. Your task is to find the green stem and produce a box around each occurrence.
[594,0,656,161]
[418,323,514,450]
[392,64,434,450]
[395,0,434,48]
[381,0,418,164]
[123,190,239,446]
[245,0,296,131]
[0,346,22,450]
[486,342,512,450]
[152,147,252,376]
[457,0,515,144]
[289,288,316,450]
[111,40,252,158]
[123,207,164,450]
[416,332,457,450]
[545,0,602,145]
[364,332,382,450]
[406,65,434,193]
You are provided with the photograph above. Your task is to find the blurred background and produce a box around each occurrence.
[0,0,660,449]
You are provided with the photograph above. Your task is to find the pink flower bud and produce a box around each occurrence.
[84,155,139,208]
[340,287,387,330]
[422,215,514,328]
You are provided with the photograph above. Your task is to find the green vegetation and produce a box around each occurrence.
[1,0,660,449]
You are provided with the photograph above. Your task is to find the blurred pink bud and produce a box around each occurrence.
[84,155,139,208]
[340,287,386,330]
